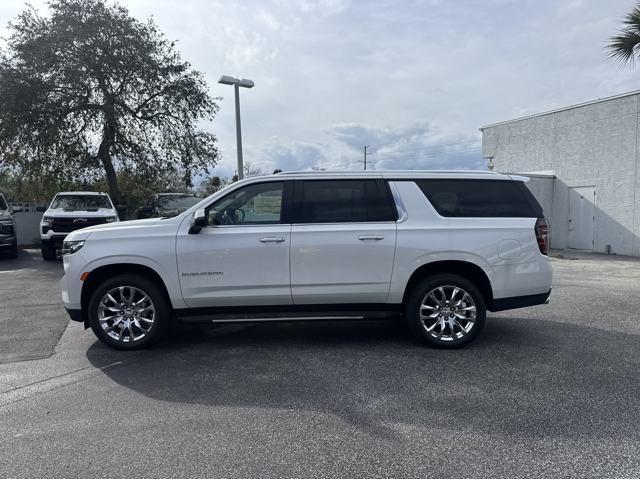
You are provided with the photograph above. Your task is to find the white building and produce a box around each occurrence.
[480,90,640,257]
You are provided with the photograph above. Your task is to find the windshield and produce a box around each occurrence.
[51,194,112,211]
[0,195,7,211]
[157,195,200,213]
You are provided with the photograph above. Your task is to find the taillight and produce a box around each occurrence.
[535,217,549,255]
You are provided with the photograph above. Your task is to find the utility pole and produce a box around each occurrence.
[363,145,368,171]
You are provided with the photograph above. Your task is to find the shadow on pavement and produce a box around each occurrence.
[0,249,67,363]
[0,248,62,274]
[86,316,640,441]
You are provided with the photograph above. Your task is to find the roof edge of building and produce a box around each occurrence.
[479,89,640,131]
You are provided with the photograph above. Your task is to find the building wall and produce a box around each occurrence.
[482,93,640,256]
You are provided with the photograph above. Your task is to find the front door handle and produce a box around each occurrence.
[259,237,285,243]
[358,235,384,241]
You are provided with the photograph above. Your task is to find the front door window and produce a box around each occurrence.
[206,182,283,226]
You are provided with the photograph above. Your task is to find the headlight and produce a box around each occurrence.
[105,216,118,223]
[61,240,85,255]
[42,216,53,226]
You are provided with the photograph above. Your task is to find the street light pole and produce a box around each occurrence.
[219,75,255,180]
[234,83,243,179]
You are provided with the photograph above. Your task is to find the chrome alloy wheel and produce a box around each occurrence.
[419,285,477,342]
[98,286,156,343]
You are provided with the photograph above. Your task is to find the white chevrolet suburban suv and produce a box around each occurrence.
[60,171,552,350]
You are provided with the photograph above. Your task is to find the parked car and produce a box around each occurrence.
[0,193,18,259]
[60,171,552,350]
[136,193,201,219]
[41,191,118,261]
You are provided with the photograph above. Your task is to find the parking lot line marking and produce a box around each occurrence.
[0,361,123,409]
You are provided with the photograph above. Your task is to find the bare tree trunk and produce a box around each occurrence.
[101,151,119,203]
[97,100,119,203]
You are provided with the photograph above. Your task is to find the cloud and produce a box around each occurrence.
[326,122,484,170]
[1,0,637,178]
[255,136,329,172]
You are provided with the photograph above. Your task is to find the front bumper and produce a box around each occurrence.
[0,235,16,247]
[42,235,68,248]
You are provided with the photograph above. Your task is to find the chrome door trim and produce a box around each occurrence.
[388,181,408,223]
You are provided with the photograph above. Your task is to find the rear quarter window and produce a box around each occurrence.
[415,179,542,218]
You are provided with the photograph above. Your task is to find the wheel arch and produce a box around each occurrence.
[80,263,173,327]
[401,260,494,308]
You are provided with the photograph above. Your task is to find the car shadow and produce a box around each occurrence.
[86,316,640,441]
[0,248,62,273]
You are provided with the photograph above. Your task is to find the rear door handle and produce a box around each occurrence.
[358,235,384,241]
[259,237,285,243]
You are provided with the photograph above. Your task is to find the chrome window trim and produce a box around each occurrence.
[388,181,408,223]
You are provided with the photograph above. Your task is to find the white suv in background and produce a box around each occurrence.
[60,171,552,350]
[41,191,118,260]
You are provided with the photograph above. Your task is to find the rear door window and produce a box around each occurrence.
[415,179,541,218]
[293,179,397,223]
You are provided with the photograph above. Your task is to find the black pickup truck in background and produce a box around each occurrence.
[136,193,201,219]
[0,193,18,259]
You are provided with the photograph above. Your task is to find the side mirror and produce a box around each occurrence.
[35,205,47,213]
[189,208,207,234]
[10,205,23,214]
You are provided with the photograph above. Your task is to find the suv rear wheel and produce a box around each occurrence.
[406,274,486,348]
[88,274,170,350]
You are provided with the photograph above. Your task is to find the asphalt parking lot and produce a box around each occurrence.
[1,250,640,478]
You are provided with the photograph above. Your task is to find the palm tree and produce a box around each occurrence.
[608,3,640,65]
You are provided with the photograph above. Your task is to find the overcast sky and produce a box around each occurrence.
[1,0,638,178]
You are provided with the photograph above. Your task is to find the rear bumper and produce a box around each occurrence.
[489,289,551,312]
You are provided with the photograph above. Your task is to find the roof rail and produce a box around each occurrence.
[277,169,499,175]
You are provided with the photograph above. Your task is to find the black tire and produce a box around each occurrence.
[41,242,56,261]
[6,244,18,259]
[405,273,486,348]
[88,274,170,350]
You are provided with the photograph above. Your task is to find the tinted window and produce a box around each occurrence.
[415,179,540,218]
[0,195,7,210]
[207,182,283,225]
[296,180,396,223]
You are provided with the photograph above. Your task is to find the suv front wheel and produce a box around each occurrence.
[41,242,56,261]
[406,274,486,348]
[88,274,170,350]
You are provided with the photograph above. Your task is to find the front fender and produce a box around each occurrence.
[82,253,186,309]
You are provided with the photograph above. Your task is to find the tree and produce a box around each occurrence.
[0,0,219,202]
[243,161,263,177]
[607,3,640,65]
[198,175,227,196]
